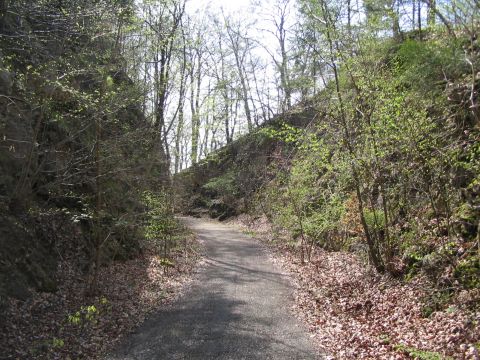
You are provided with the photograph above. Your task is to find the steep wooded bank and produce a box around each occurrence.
[174,104,316,219]
[175,30,480,358]
[0,1,195,358]
[0,0,166,303]
[176,30,480,279]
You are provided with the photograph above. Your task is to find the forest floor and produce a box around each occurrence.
[0,230,201,359]
[2,215,479,359]
[230,214,480,360]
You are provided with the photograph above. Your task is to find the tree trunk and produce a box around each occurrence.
[87,114,102,296]
[319,0,385,272]
[427,0,436,26]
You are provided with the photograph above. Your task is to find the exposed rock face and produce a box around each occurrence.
[0,10,148,305]
[0,213,57,309]
[0,69,13,96]
[208,198,236,221]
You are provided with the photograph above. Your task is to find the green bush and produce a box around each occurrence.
[202,171,238,197]
[142,191,178,255]
[394,344,451,360]
[454,256,480,289]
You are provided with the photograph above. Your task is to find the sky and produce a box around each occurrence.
[184,0,296,69]
[186,0,254,15]
[182,0,285,145]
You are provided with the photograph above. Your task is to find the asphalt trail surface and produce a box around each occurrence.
[106,217,319,359]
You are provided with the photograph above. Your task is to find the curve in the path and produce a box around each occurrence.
[106,217,320,360]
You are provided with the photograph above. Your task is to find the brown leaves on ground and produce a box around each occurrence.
[232,215,480,360]
[0,245,201,359]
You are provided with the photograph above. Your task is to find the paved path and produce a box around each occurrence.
[106,217,319,360]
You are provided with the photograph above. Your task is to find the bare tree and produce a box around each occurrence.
[223,13,254,132]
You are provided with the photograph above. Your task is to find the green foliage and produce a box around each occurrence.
[393,38,465,91]
[242,229,257,237]
[394,344,451,360]
[142,191,178,254]
[202,171,238,196]
[454,256,480,289]
[260,123,304,146]
[251,29,479,285]
[51,338,64,349]
[363,209,386,232]
[421,290,451,318]
[67,304,98,326]
[256,127,349,251]
[158,257,175,268]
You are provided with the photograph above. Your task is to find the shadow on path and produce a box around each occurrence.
[106,217,320,360]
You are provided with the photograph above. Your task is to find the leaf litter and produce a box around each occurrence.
[231,214,480,360]
[0,237,202,360]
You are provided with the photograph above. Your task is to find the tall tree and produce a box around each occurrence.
[186,19,207,165]
[142,0,186,176]
[266,0,293,111]
[223,13,254,132]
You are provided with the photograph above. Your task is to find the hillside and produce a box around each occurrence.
[175,32,480,358]
[177,31,480,281]
[174,104,316,219]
